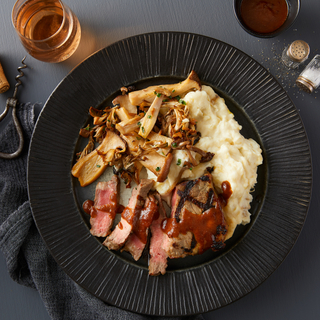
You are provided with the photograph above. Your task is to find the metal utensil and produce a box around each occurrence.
[0,57,27,159]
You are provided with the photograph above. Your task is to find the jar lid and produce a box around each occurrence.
[296,76,314,93]
[288,40,310,63]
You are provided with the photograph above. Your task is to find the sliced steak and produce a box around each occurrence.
[162,171,228,258]
[149,193,169,276]
[89,175,119,237]
[161,229,193,259]
[103,179,154,250]
[122,194,158,260]
[121,233,145,261]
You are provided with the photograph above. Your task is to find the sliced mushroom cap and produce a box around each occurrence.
[116,114,144,135]
[120,133,144,156]
[140,151,173,183]
[112,94,137,114]
[128,70,201,106]
[129,86,172,106]
[138,95,163,139]
[115,107,131,121]
[186,145,214,163]
[71,131,126,186]
[147,131,173,145]
[121,133,173,182]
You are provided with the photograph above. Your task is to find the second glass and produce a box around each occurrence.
[12,0,81,63]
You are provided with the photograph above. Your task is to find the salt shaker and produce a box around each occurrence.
[282,40,310,69]
[296,55,320,93]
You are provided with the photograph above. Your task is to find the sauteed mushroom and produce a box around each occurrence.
[72,71,213,187]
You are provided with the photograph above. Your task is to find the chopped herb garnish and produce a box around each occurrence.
[176,159,181,165]
[175,95,181,101]
[148,115,152,119]
[156,93,161,98]
[179,99,187,105]
[107,119,111,122]
[136,136,141,140]
[155,166,161,172]
[85,125,91,131]
[137,121,141,126]
[154,91,157,95]
[172,142,177,148]
[141,127,145,133]
[172,89,175,93]
[163,99,168,102]
[96,164,101,168]
[189,167,193,171]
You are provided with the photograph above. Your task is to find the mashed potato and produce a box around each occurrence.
[148,85,263,240]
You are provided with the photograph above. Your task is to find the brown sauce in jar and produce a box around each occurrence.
[240,0,288,34]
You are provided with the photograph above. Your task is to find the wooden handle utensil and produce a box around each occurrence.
[0,61,10,93]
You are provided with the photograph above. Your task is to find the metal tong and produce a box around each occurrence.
[0,57,27,159]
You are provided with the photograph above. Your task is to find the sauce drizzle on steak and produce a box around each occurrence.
[122,194,158,261]
[162,171,230,255]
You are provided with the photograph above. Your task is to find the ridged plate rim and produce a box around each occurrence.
[27,32,312,316]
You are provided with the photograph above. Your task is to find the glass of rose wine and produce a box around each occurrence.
[12,0,81,63]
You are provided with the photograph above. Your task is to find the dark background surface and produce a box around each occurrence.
[1,1,320,319]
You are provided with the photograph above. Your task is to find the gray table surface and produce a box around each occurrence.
[1,0,320,319]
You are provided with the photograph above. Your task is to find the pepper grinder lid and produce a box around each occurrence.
[287,40,310,62]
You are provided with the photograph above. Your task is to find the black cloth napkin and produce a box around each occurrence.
[0,103,204,320]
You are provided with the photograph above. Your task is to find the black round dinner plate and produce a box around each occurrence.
[27,32,312,316]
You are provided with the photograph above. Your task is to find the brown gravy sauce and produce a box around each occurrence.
[122,207,139,226]
[122,200,158,244]
[161,181,232,254]
[82,199,94,215]
[219,181,232,206]
[82,191,118,219]
[162,207,225,254]
[240,0,288,34]
[133,200,158,244]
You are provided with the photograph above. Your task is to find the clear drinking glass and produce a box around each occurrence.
[12,0,81,63]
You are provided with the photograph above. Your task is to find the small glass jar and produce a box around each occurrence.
[296,55,320,93]
[282,40,310,69]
